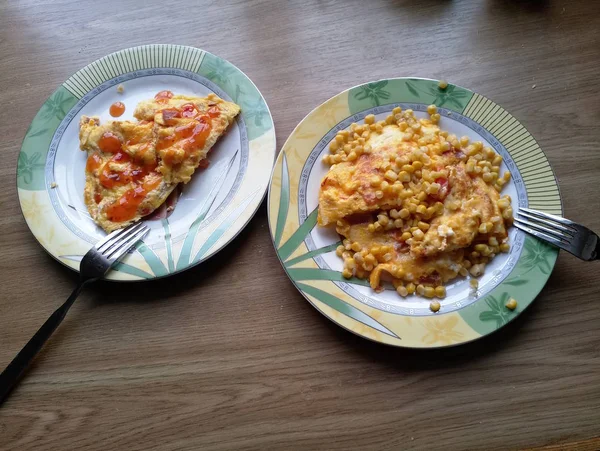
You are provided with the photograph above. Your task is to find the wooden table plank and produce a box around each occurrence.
[1,1,599,449]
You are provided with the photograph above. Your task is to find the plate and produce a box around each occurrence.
[17,44,275,280]
[267,78,561,348]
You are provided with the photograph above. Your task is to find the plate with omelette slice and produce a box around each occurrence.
[268,78,561,348]
[17,45,275,280]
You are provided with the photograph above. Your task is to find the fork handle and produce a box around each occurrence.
[0,282,85,405]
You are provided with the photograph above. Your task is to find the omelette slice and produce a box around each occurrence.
[134,92,241,184]
[337,218,465,290]
[318,121,462,227]
[410,164,507,258]
[80,91,240,232]
[80,116,175,232]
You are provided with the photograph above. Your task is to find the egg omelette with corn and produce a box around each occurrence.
[79,91,240,232]
[319,106,514,301]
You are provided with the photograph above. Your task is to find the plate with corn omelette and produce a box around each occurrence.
[268,78,561,348]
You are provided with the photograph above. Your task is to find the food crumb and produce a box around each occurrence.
[438,80,448,90]
[506,298,518,310]
[429,300,441,312]
[50,182,58,188]
[469,279,479,289]
[117,84,124,93]
[532,84,536,89]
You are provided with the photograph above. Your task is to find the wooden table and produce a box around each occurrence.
[1,1,599,449]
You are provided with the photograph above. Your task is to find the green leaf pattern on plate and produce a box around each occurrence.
[284,241,341,267]
[273,152,290,248]
[352,80,391,107]
[520,237,554,275]
[348,79,473,115]
[198,53,272,140]
[17,153,45,185]
[18,86,78,190]
[478,293,516,328]
[297,282,399,338]
[277,208,318,262]
[459,235,558,335]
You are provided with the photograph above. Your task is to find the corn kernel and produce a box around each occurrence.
[506,298,518,310]
[438,80,448,89]
[394,219,403,228]
[394,171,408,183]
[482,172,494,183]
[474,244,489,253]
[447,200,460,211]
[364,114,376,125]
[377,214,389,226]
[411,229,424,241]
[375,190,384,199]
[416,284,425,296]
[416,205,427,215]
[489,237,499,246]
[336,245,344,257]
[500,243,510,253]
[342,268,353,279]
[399,208,410,219]
[424,287,436,298]
[418,221,430,231]
[427,104,437,115]
[385,170,398,181]
[392,106,402,115]
[397,285,409,297]
[434,286,446,298]
[502,207,514,220]
[470,263,485,277]
[470,279,479,289]
[460,136,470,147]
[430,113,441,123]
[503,171,511,182]
[427,182,440,195]
[344,258,356,269]
[400,231,412,241]
[367,223,375,233]
[351,242,361,252]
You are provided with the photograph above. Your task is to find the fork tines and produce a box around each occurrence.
[96,223,150,261]
[515,207,576,244]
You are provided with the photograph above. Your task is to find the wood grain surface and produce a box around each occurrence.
[1,0,599,449]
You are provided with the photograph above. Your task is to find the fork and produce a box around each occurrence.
[0,222,149,404]
[514,207,599,261]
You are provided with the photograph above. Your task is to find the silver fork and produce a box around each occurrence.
[0,222,149,404]
[514,207,599,261]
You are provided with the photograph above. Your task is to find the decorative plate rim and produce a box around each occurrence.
[267,77,561,348]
